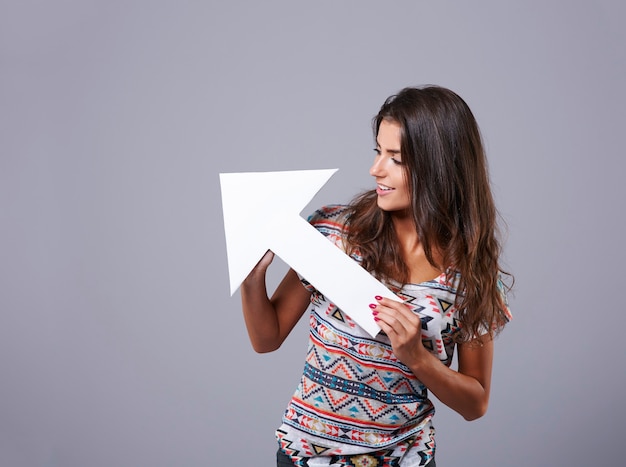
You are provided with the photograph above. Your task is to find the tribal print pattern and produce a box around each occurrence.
[276,206,462,466]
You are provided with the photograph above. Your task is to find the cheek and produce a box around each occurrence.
[399,172,411,194]
[399,176,412,205]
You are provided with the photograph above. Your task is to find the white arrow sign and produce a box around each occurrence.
[219,169,400,337]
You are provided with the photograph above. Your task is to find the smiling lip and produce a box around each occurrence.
[376,184,395,196]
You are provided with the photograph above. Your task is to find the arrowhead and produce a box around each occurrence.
[219,169,338,295]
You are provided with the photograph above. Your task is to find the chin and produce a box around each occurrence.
[376,200,393,211]
[377,202,411,217]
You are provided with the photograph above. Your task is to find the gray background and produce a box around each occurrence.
[1,1,625,466]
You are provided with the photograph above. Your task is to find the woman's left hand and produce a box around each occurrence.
[371,296,429,367]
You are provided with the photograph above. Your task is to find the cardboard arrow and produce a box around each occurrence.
[219,169,400,337]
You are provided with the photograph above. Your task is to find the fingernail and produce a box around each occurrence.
[375,295,383,300]
[372,310,378,316]
[369,303,377,309]
[374,317,380,321]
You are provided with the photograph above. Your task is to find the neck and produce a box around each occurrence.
[391,210,419,250]
[391,210,444,283]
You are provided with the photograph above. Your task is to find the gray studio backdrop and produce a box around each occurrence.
[1,1,624,466]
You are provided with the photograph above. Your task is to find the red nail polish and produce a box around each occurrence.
[374,317,380,321]
[369,303,377,309]
[375,296,383,300]
[372,310,378,316]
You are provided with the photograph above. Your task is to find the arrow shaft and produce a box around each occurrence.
[269,216,398,337]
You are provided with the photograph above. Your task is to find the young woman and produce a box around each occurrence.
[241,86,512,466]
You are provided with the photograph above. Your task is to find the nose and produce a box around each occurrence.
[369,154,385,177]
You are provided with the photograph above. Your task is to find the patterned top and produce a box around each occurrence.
[276,205,504,467]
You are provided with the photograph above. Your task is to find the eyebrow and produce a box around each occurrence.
[376,141,401,154]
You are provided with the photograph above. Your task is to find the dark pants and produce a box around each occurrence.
[276,449,294,466]
[276,449,436,466]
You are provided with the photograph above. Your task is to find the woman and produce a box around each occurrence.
[241,86,512,466]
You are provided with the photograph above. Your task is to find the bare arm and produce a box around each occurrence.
[240,250,312,353]
[407,335,493,421]
[373,297,493,420]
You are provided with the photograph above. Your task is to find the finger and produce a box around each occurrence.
[372,305,412,337]
[376,297,414,315]
[372,297,420,329]
[256,250,275,270]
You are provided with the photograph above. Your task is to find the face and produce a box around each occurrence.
[369,119,411,213]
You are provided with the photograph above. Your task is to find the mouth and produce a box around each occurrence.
[376,183,395,196]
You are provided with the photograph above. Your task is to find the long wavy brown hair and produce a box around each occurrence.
[345,86,511,342]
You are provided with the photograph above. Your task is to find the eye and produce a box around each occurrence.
[373,148,381,156]
[391,157,403,165]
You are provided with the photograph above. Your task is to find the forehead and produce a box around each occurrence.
[377,119,402,148]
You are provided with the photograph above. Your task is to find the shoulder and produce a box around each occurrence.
[306,205,351,236]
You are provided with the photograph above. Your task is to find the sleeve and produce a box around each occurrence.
[496,274,513,323]
[305,204,349,244]
[475,274,512,337]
